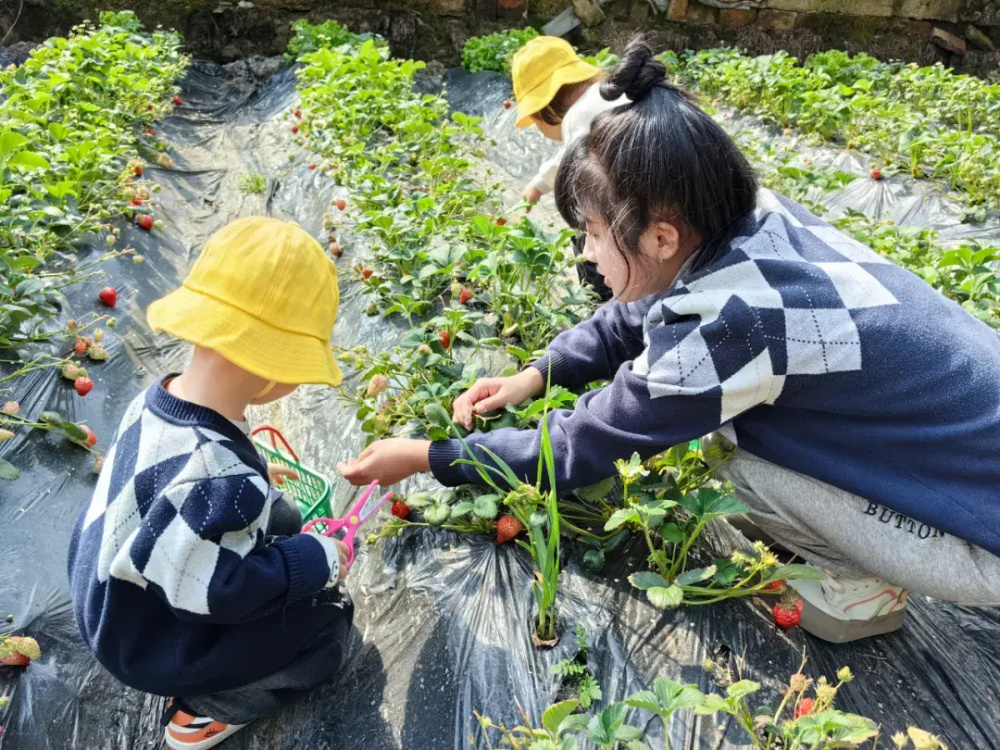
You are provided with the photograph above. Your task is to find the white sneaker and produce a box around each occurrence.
[790,572,908,643]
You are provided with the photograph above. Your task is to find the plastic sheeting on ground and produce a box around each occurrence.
[1,61,1000,750]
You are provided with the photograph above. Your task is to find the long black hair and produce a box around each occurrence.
[555,37,758,280]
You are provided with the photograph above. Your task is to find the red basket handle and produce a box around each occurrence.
[251,425,300,463]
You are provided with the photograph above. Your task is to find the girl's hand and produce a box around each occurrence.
[452,369,545,430]
[338,439,431,487]
[522,184,544,207]
[268,463,299,486]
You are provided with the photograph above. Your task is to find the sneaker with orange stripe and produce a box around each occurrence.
[163,701,247,750]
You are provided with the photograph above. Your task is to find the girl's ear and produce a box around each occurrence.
[644,221,681,262]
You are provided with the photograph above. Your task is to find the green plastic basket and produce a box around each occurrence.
[252,425,333,523]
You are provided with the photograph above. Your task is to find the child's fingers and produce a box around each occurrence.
[268,464,300,483]
[334,539,350,568]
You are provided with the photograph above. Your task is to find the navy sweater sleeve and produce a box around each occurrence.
[530,297,653,389]
[429,298,773,491]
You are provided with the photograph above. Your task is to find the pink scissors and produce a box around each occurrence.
[301,481,393,568]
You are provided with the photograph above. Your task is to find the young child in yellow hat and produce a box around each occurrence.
[68,217,352,750]
[512,36,628,299]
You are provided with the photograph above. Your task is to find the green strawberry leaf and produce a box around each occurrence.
[61,421,88,442]
[449,501,474,518]
[582,549,604,572]
[605,507,640,531]
[624,690,660,714]
[541,699,580,736]
[473,494,499,519]
[628,571,670,590]
[676,565,717,587]
[423,402,452,431]
[726,680,761,702]
[423,503,451,526]
[0,458,19,481]
[615,725,645,741]
[646,585,683,609]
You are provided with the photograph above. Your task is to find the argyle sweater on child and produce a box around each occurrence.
[429,189,1000,557]
[68,378,350,696]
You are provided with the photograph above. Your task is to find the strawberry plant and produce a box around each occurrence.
[607,448,821,610]
[676,47,1000,208]
[472,656,949,749]
[284,18,370,62]
[461,28,539,76]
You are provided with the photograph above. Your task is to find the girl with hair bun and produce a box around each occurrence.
[342,38,1000,644]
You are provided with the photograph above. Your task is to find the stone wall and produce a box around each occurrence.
[551,0,999,79]
[0,0,997,78]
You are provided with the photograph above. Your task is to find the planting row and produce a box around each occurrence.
[474,652,946,750]
[673,48,1000,209]
[0,11,189,478]
[286,23,817,643]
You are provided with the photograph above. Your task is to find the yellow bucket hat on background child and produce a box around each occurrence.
[147,216,343,387]
[511,36,601,128]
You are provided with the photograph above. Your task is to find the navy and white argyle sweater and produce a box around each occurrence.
[430,189,1000,557]
[68,378,352,697]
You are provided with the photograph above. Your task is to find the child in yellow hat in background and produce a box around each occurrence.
[513,36,628,300]
[68,217,353,750]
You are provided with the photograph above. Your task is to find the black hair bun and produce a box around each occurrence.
[601,38,667,102]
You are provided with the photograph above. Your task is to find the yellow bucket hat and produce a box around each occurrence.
[147,216,343,387]
[511,36,601,129]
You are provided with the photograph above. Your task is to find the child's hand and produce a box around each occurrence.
[337,439,431,486]
[522,184,543,207]
[268,463,299,486]
[333,538,350,579]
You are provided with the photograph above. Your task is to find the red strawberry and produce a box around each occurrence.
[438,330,451,350]
[391,501,411,520]
[795,698,814,719]
[871,167,882,180]
[144,128,155,137]
[294,109,302,118]
[308,163,317,170]
[329,241,342,258]
[79,425,97,448]
[0,636,40,666]
[336,198,347,211]
[496,217,507,227]
[134,164,143,177]
[503,99,512,109]
[764,580,787,593]
[1,401,19,416]
[291,125,299,134]
[75,338,89,355]
[172,95,183,106]
[459,288,473,305]
[74,377,94,397]
[361,268,373,280]
[496,515,523,544]
[772,595,804,630]
[98,287,118,307]
[137,214,154,231]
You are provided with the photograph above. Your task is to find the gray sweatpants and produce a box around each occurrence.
[714,444,1000,606]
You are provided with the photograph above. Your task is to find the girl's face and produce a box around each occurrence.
[581,214,688,303]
